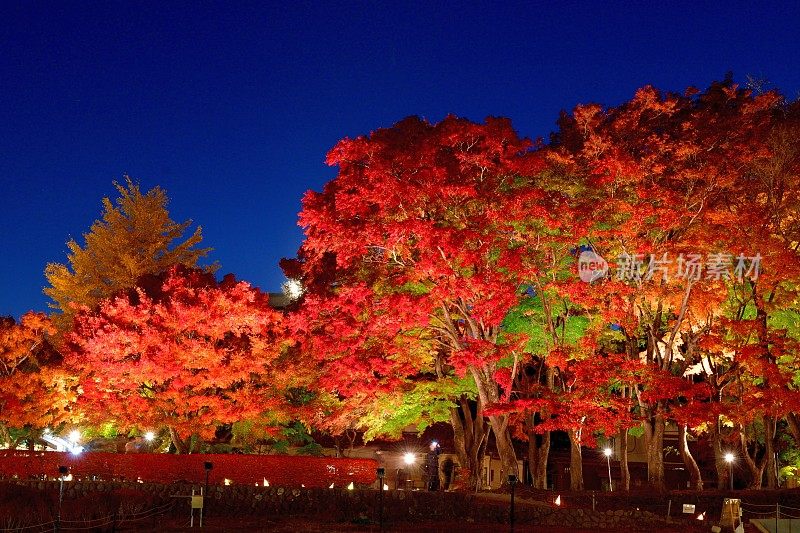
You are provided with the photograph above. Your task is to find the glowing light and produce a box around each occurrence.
[61,473,73,481]
[144,432,155,442]
[70,446,83,456]
[403,452,416,465]
[724,452,735,463]
[697,512,705,521]
[347,482,354,490]
[603,448,612,457]
[68,430,81,443]
[301,484,305,488]
[224,478,232,486]
[383,483,389,490]
[282,279,304,300]
[329,483,334,489]
[263,478,269,487]
[555,495,561,506]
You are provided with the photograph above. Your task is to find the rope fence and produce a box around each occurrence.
[739,498,800,531]
[0,497,177,532]
[504,487,800,527]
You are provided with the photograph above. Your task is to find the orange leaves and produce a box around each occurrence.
[64,266,288,438]
[0,313,72,430]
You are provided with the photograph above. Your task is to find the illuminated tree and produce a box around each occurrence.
[45,178,212,330]
[288,115,555,480]
[548,80,783,489]
[0,313,74,446]
[64,266,287,453]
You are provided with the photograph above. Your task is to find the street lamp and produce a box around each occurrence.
[377,467,385,533]
[403,452,415,466]
[724,452,734,490]
[508,474,518,533]
[203,461,213,517]
[603,448,613,492]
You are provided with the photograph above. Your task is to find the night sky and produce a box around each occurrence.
[2,1,799,318]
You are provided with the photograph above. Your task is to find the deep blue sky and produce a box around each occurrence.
[2,1,799,318]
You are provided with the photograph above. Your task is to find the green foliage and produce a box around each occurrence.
[627,425,645,438]
[770,309,800,339]
[359,377,476,442]
[502,295,588,354]
[231,419,322,456]
[81,422,119,440]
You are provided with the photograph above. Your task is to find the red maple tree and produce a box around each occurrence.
[0,312,73,446]
[64,266,289,453]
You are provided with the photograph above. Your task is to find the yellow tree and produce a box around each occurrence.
[44,177,212,329]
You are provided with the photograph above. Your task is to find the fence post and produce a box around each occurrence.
[666,499,671,520]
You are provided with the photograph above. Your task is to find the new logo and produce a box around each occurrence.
[578,250,608,283]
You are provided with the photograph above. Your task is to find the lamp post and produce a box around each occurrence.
[508,474,517,533]
[603,448,613,492]
[204,461,213,518]
[57,465,69,533]
[402,453,415,490]
[204,461,213,494]
[377,467,385,533]
[724,453,734,490]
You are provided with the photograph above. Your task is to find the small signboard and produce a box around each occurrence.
[720,498,741,528]
[191,495,204,509]
[682,503,696,513]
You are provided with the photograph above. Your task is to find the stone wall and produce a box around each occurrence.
[1,480,696,530]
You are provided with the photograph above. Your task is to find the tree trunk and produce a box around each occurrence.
[489,415,518,480]
[567,427,584,491]
[764,415,778,489]
[787,412,800,444]
[471,367,517,482]
[169,427,188,454]
[709,419,730,490]
[526,366,553,489]
[618,426,630,491]
[678,424,703,490]
[643,414,665,490]
[527,423,550,489]
[764,416,778,489]
[0,424,10,448]
[450,395,487,490]
[740,425,766,489]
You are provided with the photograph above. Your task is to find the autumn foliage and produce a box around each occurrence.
[0,450,376,487]
[3,79,799,494]
[44,178,212,330]
[64,266,288,453]
[0,313,73,445]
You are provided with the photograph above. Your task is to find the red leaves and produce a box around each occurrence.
[0,313,71,430]
[0,450,377,487]
[64,266,288,440]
